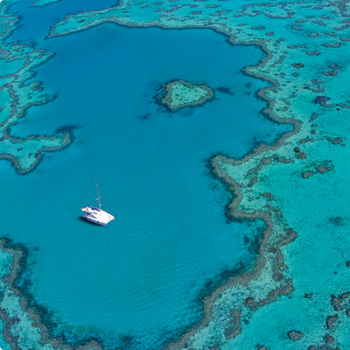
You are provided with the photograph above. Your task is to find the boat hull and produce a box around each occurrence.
[81,206,115,226]
[82,214,108,226]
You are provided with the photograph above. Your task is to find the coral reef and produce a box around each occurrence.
[1,0,350,349]
[0,0,73,174]
[161,80,213,111]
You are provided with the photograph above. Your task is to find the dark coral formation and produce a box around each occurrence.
[302,171,315,179]
[217,86,234,95]
[292,63,304,68]
[314,96,332,107]
[327,137,343,145]
[287,330,304,341]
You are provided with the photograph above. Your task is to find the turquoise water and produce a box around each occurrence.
[2,1,290,349]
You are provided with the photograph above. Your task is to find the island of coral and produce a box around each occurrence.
[161,80,213,111]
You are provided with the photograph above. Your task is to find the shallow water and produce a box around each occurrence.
[2,1,290,348]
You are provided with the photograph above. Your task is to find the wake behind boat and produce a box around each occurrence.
[82,180,115,226]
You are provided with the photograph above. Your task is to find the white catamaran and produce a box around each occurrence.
[81,180,115,226]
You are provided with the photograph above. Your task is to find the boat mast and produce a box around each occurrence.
[95,178,108,213]
[95,195,102,210]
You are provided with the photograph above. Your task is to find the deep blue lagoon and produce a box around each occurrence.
[2,1,290,348]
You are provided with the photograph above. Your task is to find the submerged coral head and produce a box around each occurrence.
[161,80,214,111]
